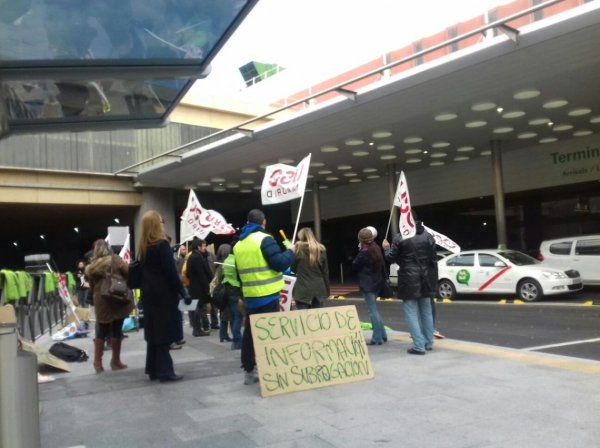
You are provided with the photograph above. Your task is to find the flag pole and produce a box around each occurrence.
[384,207,394,241]
[291,192,305,245]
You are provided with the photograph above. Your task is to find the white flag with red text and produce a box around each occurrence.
[118,234,131,264]
[180,190,236,244]
[261,154,311,205]
[423,225,461,254]
[394,171,416,239]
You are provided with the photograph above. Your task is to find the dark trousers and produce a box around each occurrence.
[241,299,280,373]
[145,342,174,379]
[95,318,125,341]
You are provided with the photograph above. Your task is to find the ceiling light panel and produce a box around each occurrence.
[465,120,487,128]
[352,150,369,156]
[552,124,573,132]
[492,127,514,134]
[573,130,593,137]
[241,168,257,174]
[377,144,395,150]
[404,148,422,154]
[456,146,475,152]
[403,136,423,143]
[431,141,450,148]
[372,130,392,138]
[471,102,496,111]
[528,117,551,126]
[543,99,568,109]
[337,165,352,170]
[434,112,458,121]
[568,108,592,116]
[540,137,558,143]
[321,145,339,153]
[502,110,525,119]
[513,89,540,100]
[345,138,364,146]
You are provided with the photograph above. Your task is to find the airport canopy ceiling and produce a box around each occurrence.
[133,1,600,193]
[0,0,258,134]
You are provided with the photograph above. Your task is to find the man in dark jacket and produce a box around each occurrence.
[186,238,213,337]
[382,216,437,354]
[233,209,295,385]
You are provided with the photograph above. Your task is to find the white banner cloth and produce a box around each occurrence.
[180,190,236,243]
[261,154,311,205]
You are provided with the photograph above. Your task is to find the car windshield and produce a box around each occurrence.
[497,251,540,266]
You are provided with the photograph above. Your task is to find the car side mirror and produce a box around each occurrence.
[494,261,507,268]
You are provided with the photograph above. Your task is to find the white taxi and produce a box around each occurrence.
[437,249,583,302]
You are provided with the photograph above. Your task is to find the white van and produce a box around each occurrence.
[539,235,600,285]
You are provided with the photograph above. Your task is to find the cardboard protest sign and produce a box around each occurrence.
[250,305,374,397]
[279,275,296,312]
[18,336,70,372]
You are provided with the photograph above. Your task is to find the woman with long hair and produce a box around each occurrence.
[292,227,329,309]
[85,240,133,373]
[352,227,388,345]
[138,211,189,382]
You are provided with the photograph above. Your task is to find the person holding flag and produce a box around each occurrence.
[383,210,437,355]
[233,209,295,385]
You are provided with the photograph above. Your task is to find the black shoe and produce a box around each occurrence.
[220,337,233,342]
[159,374,183,383]
[193,329,210,337]
[367,341,383,346]
[148,374,158,381]
[426,347,433,351]
[210,325,220,330]
[407,348,426,355]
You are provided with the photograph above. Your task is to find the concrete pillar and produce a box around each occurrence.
[133,188,176,252]
[490,140,508,249]
[387,164,399,237]
[312,183,322,241]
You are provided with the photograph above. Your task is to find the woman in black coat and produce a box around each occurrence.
[138,211,189,382]
[186,238,214,336]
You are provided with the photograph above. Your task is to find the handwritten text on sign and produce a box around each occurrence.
[250,305,374,397]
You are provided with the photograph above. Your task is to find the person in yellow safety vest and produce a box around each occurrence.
[233,208,295,386]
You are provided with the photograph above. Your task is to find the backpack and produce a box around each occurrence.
[49,342,89,362]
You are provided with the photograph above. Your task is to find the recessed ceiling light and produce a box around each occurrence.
[465,120,487,128]
[197,181,211,187]
[431,141,450,148]
[210,177,225,183]
[311,162,325,167]
[552,124,573,132]
[406,158,422,164]
[480,150,492,156]
[493,127,514,134]
[253,185,262,190]
[240,189,252,193]
[240,179,255,184]
[278,158,294,164]
[573,129,593,137]
[344,172,358,177]
[471,102,496,111]
[318,169,333,175]
[496,107,504,114]
[403,136,423,143]
[517,132,537,139]
[513,89,540,100]
[434,112,458,121]
[345,138,364,146]
[241,168,257,174]
[366,174,380,179]
[539,137,558,143]
[349,178,362,183]
[321,145,339,153]
[568,108,592,116]
[589,116,600,124]
[363,168,377,173]
[259,163,270,169]
[352,150,369,156]
[430,161,445,166]
[337,165,352,170]
[213,186,226,192]
[502,110,526,119]
[326,176,339,181]
[372,130,392,138]
[543,99,568,109]
[454,156,470,161]
[528,117,551,126]
[430,152,447,158]
[307,174,314,179]
[377,144,395,151]
[226,183,239,188]
[456,146,475,152]
[405,148,422,154]
[319,185,329,189]
[380,155,397,160]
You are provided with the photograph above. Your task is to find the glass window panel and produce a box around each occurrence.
[549,242,572,255]
[575,240,600,256]
[446,254,475,267]
[479,254,502,267]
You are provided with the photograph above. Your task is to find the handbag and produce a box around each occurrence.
[100,257,130,302]
[379,278,394,298]
[127,259,142,289]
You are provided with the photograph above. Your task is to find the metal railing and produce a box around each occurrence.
[115,0,568,175]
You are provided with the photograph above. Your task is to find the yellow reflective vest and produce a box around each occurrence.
[233,231,284,298]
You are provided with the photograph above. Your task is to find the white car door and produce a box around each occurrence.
[572,238,600,283]
[472,253,514,293]
[443,253,477,293]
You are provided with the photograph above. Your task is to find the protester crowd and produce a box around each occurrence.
[80,207,443,385]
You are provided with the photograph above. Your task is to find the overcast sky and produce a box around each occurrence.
[191,0,513,98]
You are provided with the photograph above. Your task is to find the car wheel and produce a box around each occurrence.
[438,279,456,300]
[517,278,543,302]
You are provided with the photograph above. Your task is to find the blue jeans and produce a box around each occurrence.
[403,298,434,351]
[363,292,387,343]
[229,294,242,345]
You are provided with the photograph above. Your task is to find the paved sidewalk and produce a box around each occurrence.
[36,309,600,448]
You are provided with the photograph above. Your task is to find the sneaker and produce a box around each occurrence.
[243,369,259,385]
[407,348,426,355]
[433,330,445,339]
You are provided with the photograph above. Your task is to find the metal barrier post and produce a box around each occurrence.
[0,306,22,447]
